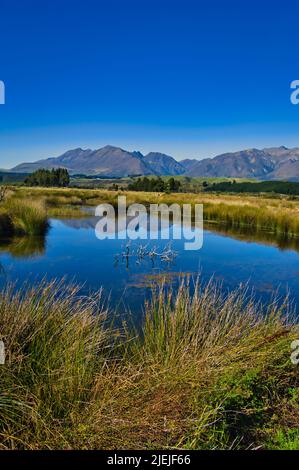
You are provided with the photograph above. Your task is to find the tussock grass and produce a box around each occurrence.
[4,199,48,236]
[204,202,299,236]
[47,206,87,218]
[8,187,299,238]
[0,279,298,450]
[0,280,109,449]
[46,195,84,207]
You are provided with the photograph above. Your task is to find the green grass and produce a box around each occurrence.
[2,175,255,191]
[47,206,87,218]
[3,199,48,236]
[0,278,298,450]
[4,185,299,242]
[0,187,298,449]
[6,186,299,239]
[203,201,299,236]
[267,429,299,450]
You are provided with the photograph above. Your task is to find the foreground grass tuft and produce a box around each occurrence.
[1,199,48,236]
[0,279,298,449]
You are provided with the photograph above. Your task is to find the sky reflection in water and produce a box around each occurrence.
[0,215,299,319]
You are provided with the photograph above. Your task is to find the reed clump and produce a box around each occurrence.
[203,202,299,236]
[3,199,49,236]
[0,279,298,450]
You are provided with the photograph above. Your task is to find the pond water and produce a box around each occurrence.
[1,213,299,318]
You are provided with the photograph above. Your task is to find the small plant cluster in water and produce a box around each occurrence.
[114,242,178,268]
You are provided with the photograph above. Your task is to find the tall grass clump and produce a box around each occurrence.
[122,283,299,450]
[203,202,299,237]
[0,278,298,449]
[0,280,110,449]
[4,199,49,236]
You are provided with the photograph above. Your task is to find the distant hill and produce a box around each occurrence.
[143,152,185,175]
[12,146,153,177]
[266,158,299,181]
[180,146,299,180]
[12,146,186,177]
[10,145,299,181]
[181,149,277,178]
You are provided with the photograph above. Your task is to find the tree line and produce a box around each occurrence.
[128,176,181,192]
[206,180,299,196]
[24,169,70,187]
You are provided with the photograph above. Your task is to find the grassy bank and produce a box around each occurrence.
[203,201,299,236]
[8,186,299,238]
[0,279,298,450]
[2,186,299,240]
[0,199,48,237]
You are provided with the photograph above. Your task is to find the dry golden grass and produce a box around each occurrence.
[0,198,48,236]
[0,279,298,450]
[6,186,299,238]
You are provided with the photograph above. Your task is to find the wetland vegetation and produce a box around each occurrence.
[0,184,299,450]
[0,279,298,450]
[2,185,299,239]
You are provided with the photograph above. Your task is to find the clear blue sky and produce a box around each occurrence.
[0,0,299,168]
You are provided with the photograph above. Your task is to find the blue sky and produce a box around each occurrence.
[0,0,299,168]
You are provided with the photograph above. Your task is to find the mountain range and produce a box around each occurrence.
[10,145,299,181]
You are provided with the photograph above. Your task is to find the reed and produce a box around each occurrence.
[203,202,299,236]
[0,278,298,450]
[4,199,49,236]
[0,280,109,449]
[9,187,299,238]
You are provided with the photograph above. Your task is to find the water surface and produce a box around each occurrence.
[1,215,299,318]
